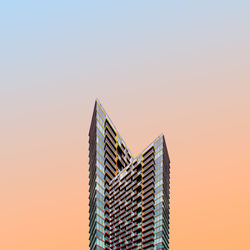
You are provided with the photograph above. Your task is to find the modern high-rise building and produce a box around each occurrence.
[88,100,170,250]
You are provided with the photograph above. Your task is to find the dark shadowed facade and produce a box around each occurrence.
[88,100,170,249]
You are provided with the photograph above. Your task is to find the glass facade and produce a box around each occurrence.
[89,100,170,249]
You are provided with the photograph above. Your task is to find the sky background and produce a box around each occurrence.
[1,1,250,249]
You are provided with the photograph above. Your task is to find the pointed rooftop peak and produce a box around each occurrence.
[94,99,167,161]
[134,134,165,160]
[94,98,134,159]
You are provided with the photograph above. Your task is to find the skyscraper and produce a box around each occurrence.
[88,100,170,250]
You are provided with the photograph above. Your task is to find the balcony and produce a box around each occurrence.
[143,187,154,197]
[133,162,142,172]
[116,189,125,200]
[143,217,154,227]
[105,155,116,170]
[142,240,154,249]
[142,207,154,217]
[105,129,116,147]
[132,171,141,180]
[105,147,116,165]
[143,160,154,172]
[126,181,134,191]
[143,229,154,238]
[143,177,154,188]
[105,120,117,139]
[105,168,114,180]
[143,183,154,193]
[104,130,116,147]
[143,165,154,177]
[143,221,154,231]
[125,178,132,187]
[143,200,154,210]
[126,172,132,181]
[118,155,126,168]
[132,182,141,191]
[143,189,154,202]
[117,158,125,171]
[143,198,154,208]
[143,213,154,223]
[104,137,116,154]
[142,147,154,159]
[143,153,154,166]
[143,172,154,183]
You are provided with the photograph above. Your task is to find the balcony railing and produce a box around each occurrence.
[143,153,154,166]
[143,172,154,183]
[105,147,116,164]
[104,136,116,153]
[143,200,154,210]
[143,160,154,172]
[143,217,154,226]
[143,183,154,193]
[143,165,154,177]
[105,120,117,139]
[143,147,154,160]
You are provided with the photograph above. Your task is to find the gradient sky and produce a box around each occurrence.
[1,1,250,250]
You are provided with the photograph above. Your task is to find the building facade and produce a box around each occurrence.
[89,100,170,250]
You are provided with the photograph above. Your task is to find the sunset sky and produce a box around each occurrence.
[1,1,250,249]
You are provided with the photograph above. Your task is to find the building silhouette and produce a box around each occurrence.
[89,100,170,249]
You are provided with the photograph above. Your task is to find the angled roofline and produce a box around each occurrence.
[94,98,167,162]
[111,133,166,181]
[95,98,134,159]
[134,133,165,160]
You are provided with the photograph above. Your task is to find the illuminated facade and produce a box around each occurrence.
[89,100,170,249]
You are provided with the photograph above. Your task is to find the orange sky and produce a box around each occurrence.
[1,1,250,250]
